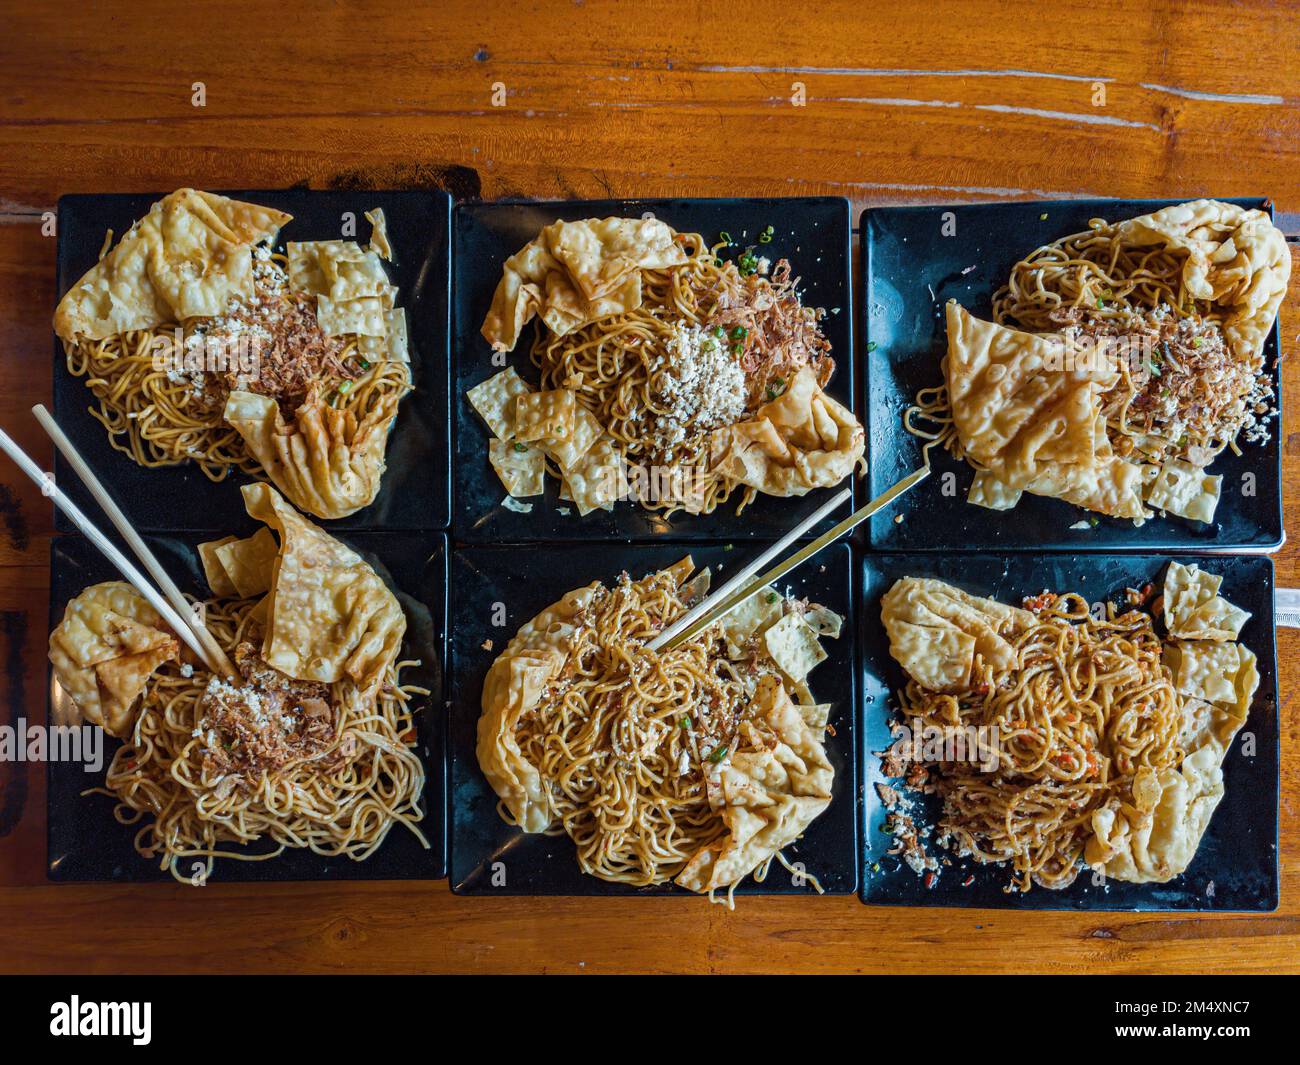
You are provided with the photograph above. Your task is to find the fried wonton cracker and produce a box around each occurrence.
[48,582,180,738]
[54,189,290,342]
[240,482,406,691]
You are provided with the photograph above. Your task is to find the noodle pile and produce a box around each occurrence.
[891,594,1182,891]
[531,234,833,515]
[906,216,1275,468]
[92,597,428,882]
[505,568,771,887]
[64,249,412,482]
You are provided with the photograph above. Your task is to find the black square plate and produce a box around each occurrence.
[53,189,452,532]
[863,198,1283,551]
[452,198,857,543]
[447,541,858,895]
[859,553,1278,911]
[47,530,449,882]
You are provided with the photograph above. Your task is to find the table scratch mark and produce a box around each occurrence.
[1141,82,1284,106]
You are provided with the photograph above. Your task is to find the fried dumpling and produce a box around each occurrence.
[49,582,180,738]
[1115,199,1290,365]
[224,482,406,692]
[881,577,1033,691]
[481,217,687,351]
[676,676,833,894]
[54,189,290,342]
[945,302,1149,520]
[707,365,865,497]
[223,378,406,520]
[477,583,598,832]
[1084,748,1226,884]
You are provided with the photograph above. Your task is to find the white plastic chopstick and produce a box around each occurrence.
[645,486,852,653]
[0,422,235,679]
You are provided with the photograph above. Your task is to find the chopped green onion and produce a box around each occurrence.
[866,341,878,353]
[1039,213,1048,221]
[679,716,692,731]
[707,744,728,764]
[337,379,353,394]
[712,325,725,338]
[729,326,748,340]
[765,592,778,604]
[513,442,529,453]
[358,358,372,371]
[718,230,733,245]
[758,224,774,244]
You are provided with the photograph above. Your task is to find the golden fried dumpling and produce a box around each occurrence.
[676,676,833,894]
[1085,561,1259,884]
[481,217,687,351]
[707,365,865,498]
[880,577,1033,691]
[223,379,406,521]
[54,189,290,342]
[211,482,406,692]
[48,582,179,738]
[477,583,598,832]
[945,301,1149,519]
[1115,199,1290,366]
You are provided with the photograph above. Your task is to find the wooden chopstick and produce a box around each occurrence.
[653,465,931,654]
[0,419,237,681]
[31,404,239,682]
[645,487,852,653]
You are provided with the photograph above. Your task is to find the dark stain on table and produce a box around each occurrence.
[0,484,29,551]
[328,162,482,201]
[0,610,29,838]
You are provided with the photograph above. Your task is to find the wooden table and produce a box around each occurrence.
[1,0,1297,974]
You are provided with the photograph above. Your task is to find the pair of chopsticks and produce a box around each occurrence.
[647,466,930,654]
[0,405,239,682]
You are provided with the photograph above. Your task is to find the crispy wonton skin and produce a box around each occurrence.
[481,217,687,351]
[880,577,1033,691]
[54,189,290,342]
[708,365,865,498]
[223,376,407,521]
[945,302,1149,519]
[675,675,833,894]
[227,482,407,692]
[1115,198,1290,366]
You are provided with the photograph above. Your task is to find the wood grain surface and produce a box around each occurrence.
[1,0,1298,974]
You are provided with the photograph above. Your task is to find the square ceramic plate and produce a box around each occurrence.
[53,189,451,532]
[863,198,1283,551]
[859,553,1278,911]
[452,197,857,543]
[447,540,858,895]
[47,531,448,882]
